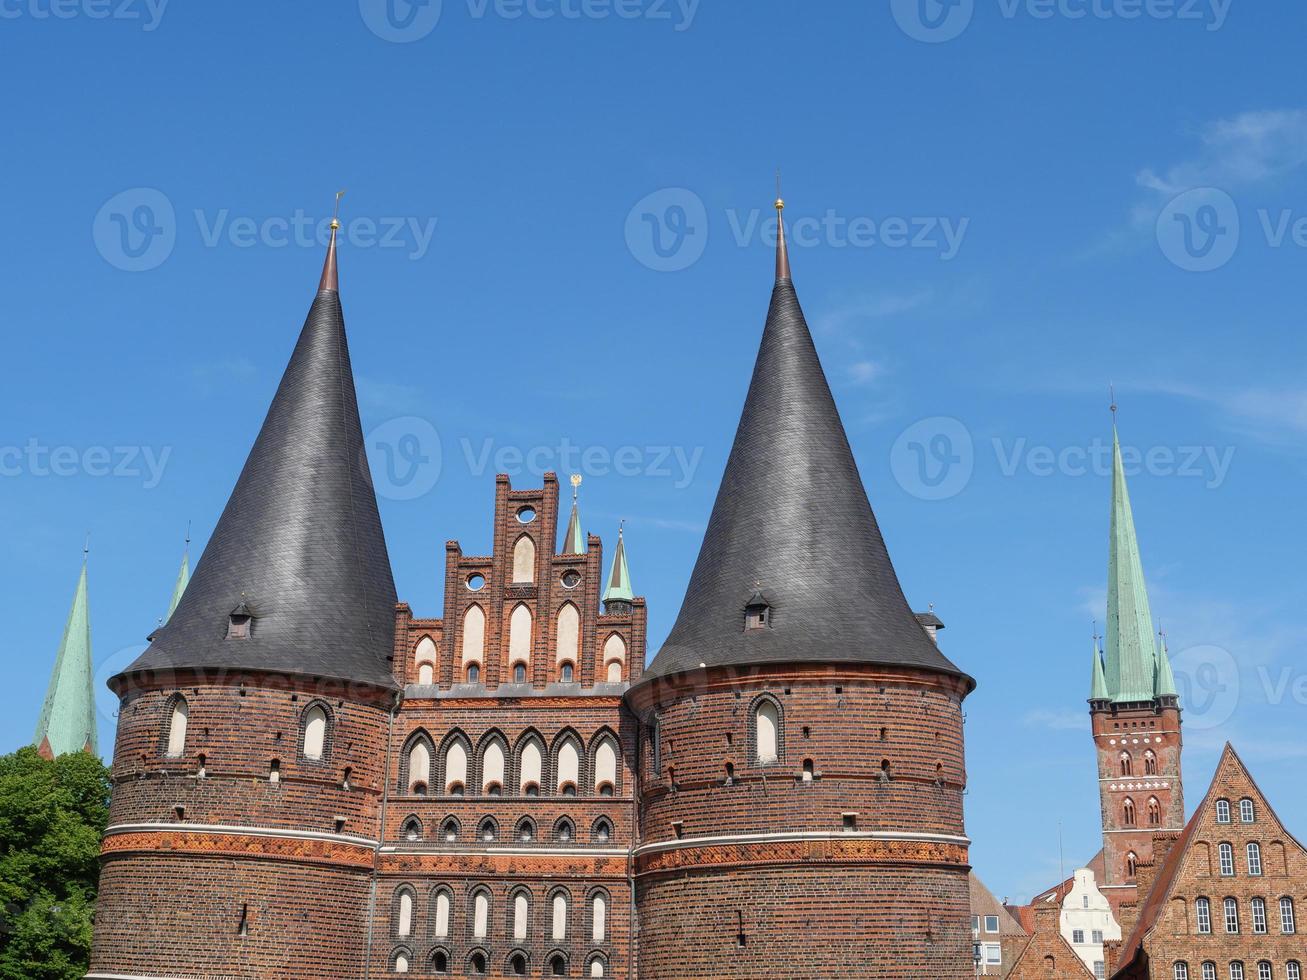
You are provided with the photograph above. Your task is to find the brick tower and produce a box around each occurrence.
[88,224,399,979]
[1088,413,1184,917]
[625,199,977,979]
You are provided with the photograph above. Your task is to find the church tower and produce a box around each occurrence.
[626,198,976,979]
[34,550,97,758]
[89,214,398,980]
[1088,414,1184,915]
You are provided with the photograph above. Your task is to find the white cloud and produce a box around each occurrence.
[1136,109,1307,199]
[847,360,885,386]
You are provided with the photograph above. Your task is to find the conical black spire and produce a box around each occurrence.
[116,234,398,690]
[646,234,969,685]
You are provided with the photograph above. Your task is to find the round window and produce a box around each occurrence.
[466,573,486,591]
[561,570,581,589]
[516,506,536,524]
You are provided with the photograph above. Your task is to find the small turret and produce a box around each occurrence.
[561,474,586,554]
[602,523,634,615]
[35,547,97,758]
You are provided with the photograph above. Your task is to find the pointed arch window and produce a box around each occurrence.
[557,737,581,796]
[393,949,411,973]
[513,891,530,941]
[461,605,486,666]
[444,739,468,796]
[753,697,781,766]
[588,955,607,977]
[1144,750,1158,775]
[414,636,437,686]
[602,634,626,684]
[302,704,329,762]
[1126,852,1138,878]
[512,535,536,583]
[1120,752,1133,777]
[591,892,608,942]
[556,603,580,666]
[406,738,431,795]
[519,736,543,796]
[394,886,415,937]
[433,888,452,938]
[509,603,533,671]
[594,737,618,796]
[481,738,506,796]
[164,696,189,758]
[1148,797,1162,827]
[1123,797,1137,827]
[551,891,569,940]
[473,890,491,940]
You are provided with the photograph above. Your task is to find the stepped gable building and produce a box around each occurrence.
[625,198,976,979]
[1088,415,1185,917]
[87,198,973,980]
[1107,744,1306,980]
[35,551,97,759]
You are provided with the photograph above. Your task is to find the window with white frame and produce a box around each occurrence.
[1219,843,1235,876]
[984,943,1001,965]
[1231,963,1245,980]
[984,915,999,934]
[1216,799,1232,824]
[1073,930,1085,944]
[1251,898,1267,934]
[1282,897,1297,934]
[1095,963,1106,980]
[1202,964,1217,980]
[1196,898,1212,934]
[1286,962,1300,980]
[1225,898,1240,934]
[1239,798,1255,823]
[1175,964,1190,980]
[1092,929,1104,943]
[1257,962,1272,980]
[1247,843,1263,876]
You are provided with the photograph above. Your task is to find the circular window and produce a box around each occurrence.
[516,506,536,524]
[561,570,581,589]
[466,573,486,591]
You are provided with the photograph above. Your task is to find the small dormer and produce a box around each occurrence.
[227,600,254,640]
[744,589,772,631]
[914,609,945,645]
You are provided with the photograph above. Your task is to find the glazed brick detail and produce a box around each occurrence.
[89,854,373,980]
[636,864,973,979]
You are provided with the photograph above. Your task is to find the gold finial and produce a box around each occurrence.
[570,473,582,501]
[331,189,345,231]
[774,170,791,280]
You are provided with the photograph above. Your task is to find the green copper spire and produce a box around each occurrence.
[562,475,586,554]
[1156,631,1179,700]
[602,523,634,607]
[166,532,191,622]
[1090,636,1109,701]
[35,554,97,758]
[1104,417,1160,703]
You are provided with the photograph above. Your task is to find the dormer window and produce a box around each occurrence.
[227,601,253,639]
[744,589,772,630]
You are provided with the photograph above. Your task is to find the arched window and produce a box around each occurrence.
[551,892,569,940]
[440,817,460,842]
[1247,843,1262,876]
[1216,799,1232,824]
[1120,752,1133,776]
[591,892,607,942]
[1203,963,1218,980]
[1240,798,1256,823]
[1127,852,1138,878]
[402,816,422,842]
[414,636,437,685]
[549,953,569,977]
[509,603,533,671]
[469,950,488,975]
[482,738,506,796]
[557,736,581,795]
[1175,964,1190,980]
[594,737,618,796]
[432,948,450,974]
[1196,898,1212,934]
[561,662,575,683]
[1148,797,1162,827]
[1286,962,1300,980]
[602,634,626,684]
[395,887,415,937]
[1144,750,1158,775]
[513,891,530,941]
[554,817,574,843]
[473,890,490,939]
[444,738,468,796]
[461,605,485,667]
[1123,798,1137,827]
[477,816,498,842]
[1281,897,1297,934]
[467,663,481,684]
[1251,898,1267,934]
[1231,963,1246,980]
[1257,962,1273,980]
[591,817,612,844]
[302,704,329,761]
[165,696,189,758]
[512,534,535,583]
[508,952,528,977]
[516,817,536,842]
[588,955,607,977]
[753,697,780,765]
[433,888,452,938]
[407,738,432,795]
[513,663,527,683]
[1219,843,1235,876]
[393,949,411,973]
[556,603,580,667]
[418,663,435,685]
[519,735,544,796]
[1224,897,1240,933]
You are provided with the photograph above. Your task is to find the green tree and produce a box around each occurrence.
[0,747,109,980]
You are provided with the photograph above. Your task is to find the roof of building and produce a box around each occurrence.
[970,872,1029,937]
[1112,743,1306,975]
[35,558,97,757]
[603,525,633,604]
[643,206,971,687]
[114,227,398,691]
[561,478,586,555]
[1007,904,1097,980]
[1012,850,1108,933]
[166,544,190,623]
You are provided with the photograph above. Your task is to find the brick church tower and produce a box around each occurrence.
[88,223,400,979]
[625,200,977,979]
[1088,413,1184,916]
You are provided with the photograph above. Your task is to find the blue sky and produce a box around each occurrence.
[2,0,1304,904]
